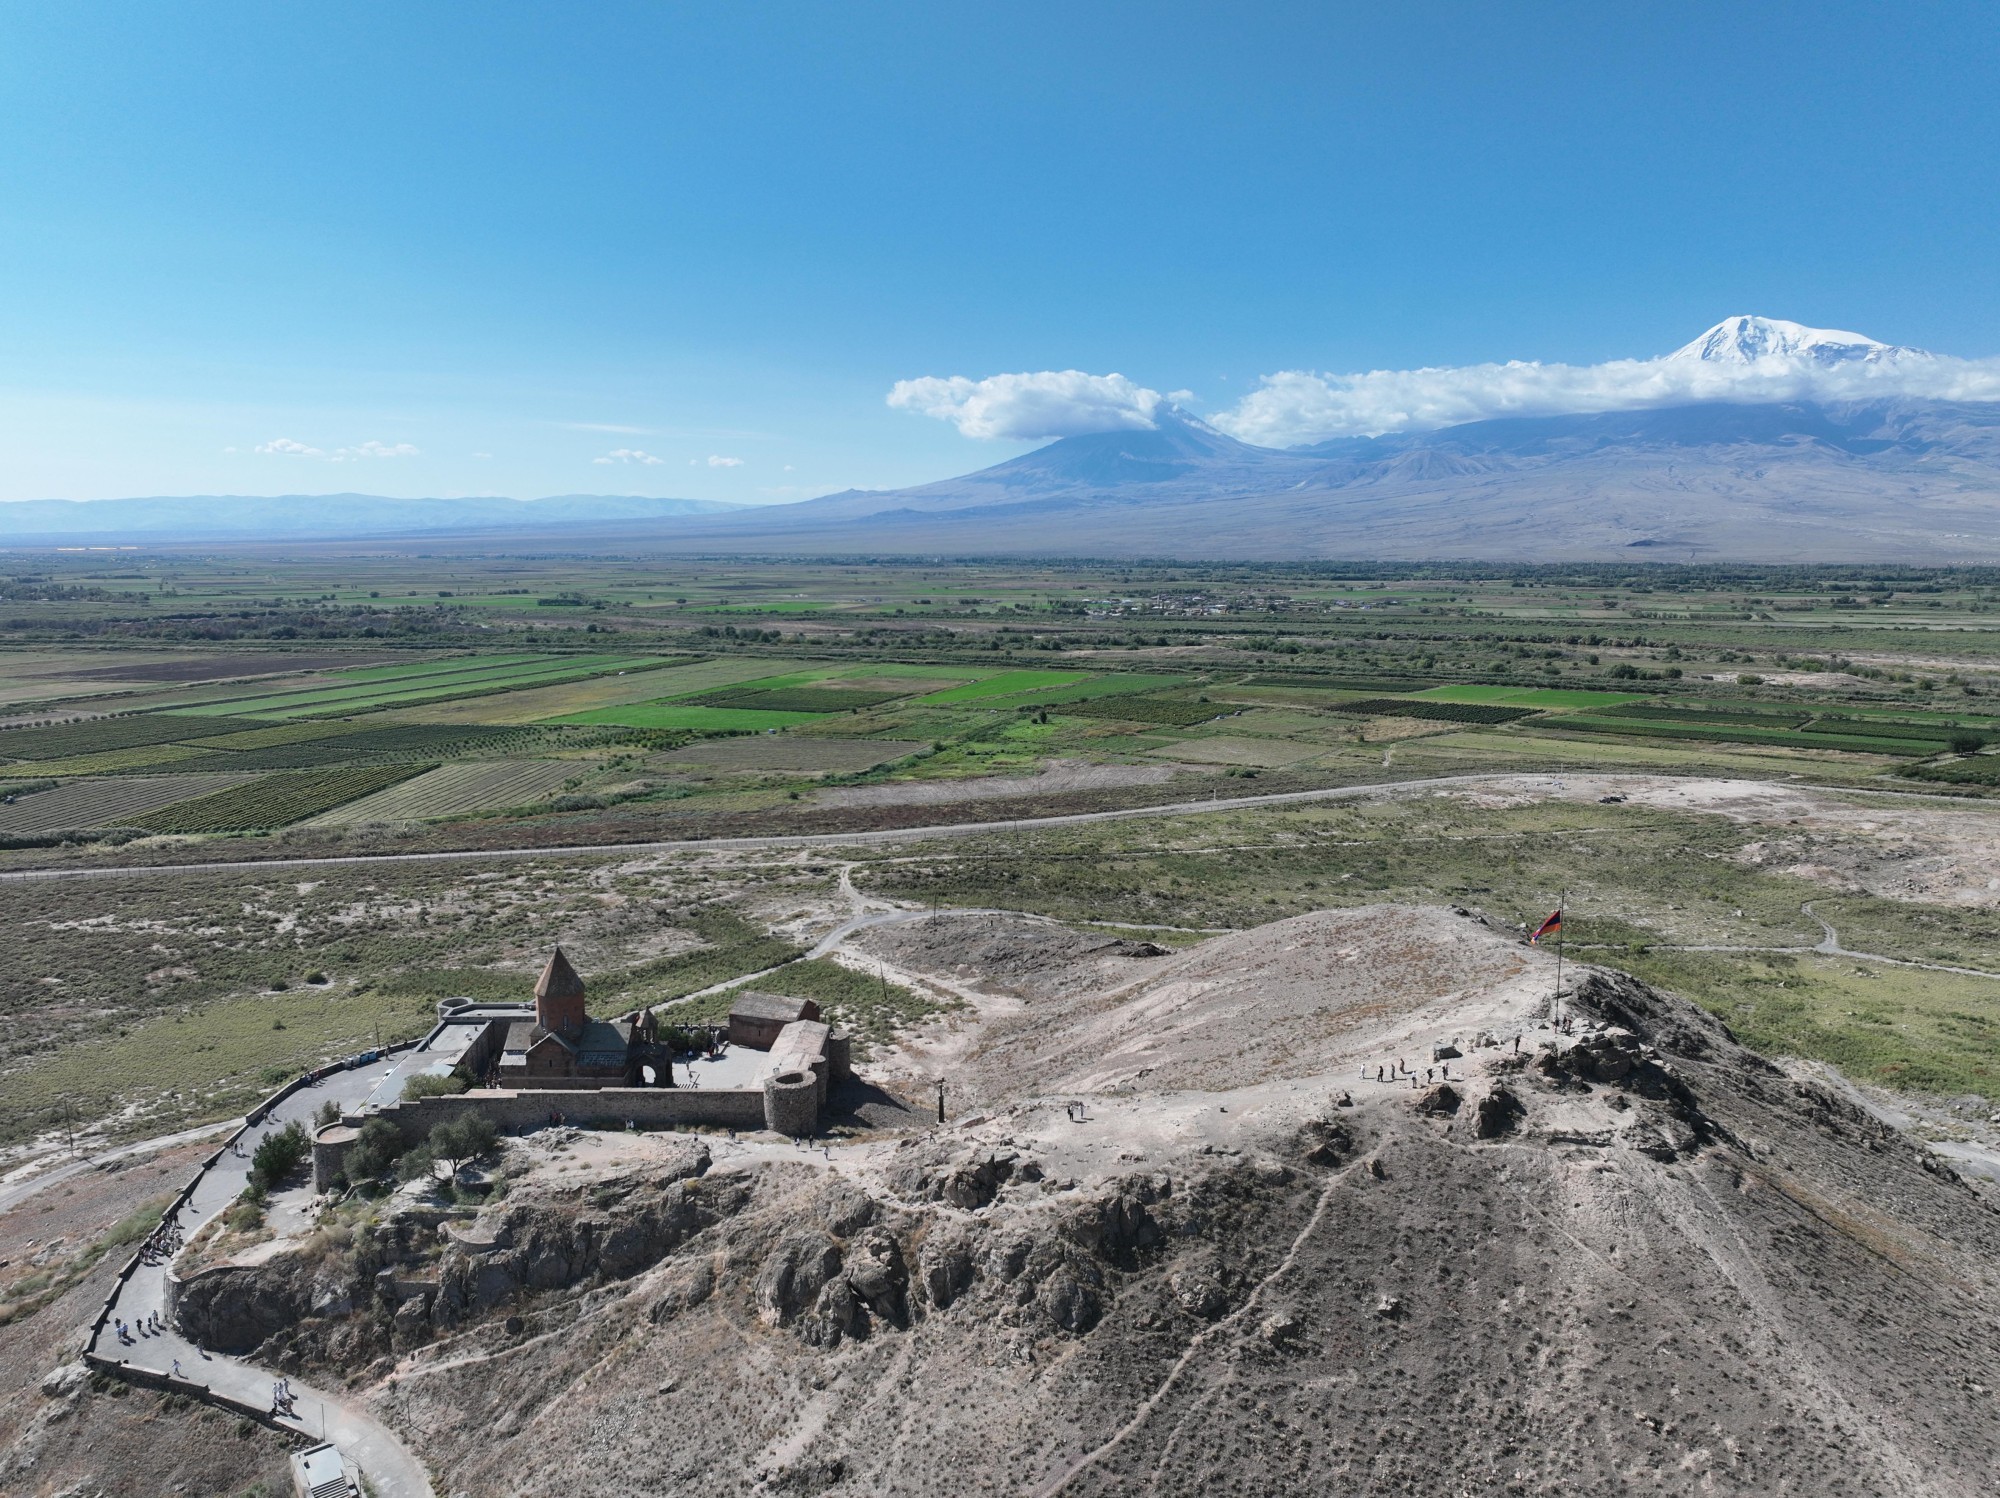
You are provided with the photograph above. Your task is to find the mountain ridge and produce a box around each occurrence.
[0,491,744,541]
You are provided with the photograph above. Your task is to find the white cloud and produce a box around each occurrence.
[254,436,418,461]
[1212,347,2000,447]
[706,454,744,468]
[593,448,665,466]
[887,370,1163,440]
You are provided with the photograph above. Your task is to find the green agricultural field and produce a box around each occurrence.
[554,702,822,732]
[0,712,253,761]
[310,758,591,823]
[322,653,545,684]
[1553,715,1941,755]
[173,653,677,717]
[1411,685,1652,708]
[132,763,434,832]
[693,687,911,712]
[0,772,262,833]
[15,742,212,776]
[179,720,363,750]
[915,670,1092,703]
[1059,695,1230,726]
[980,672,1190,706]
[1332,698,1538,724]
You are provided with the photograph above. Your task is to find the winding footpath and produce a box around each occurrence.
[87,1066,437,1497]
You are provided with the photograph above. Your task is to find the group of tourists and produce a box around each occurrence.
[1365,1056,1455,1087]
[138,1210,184,1266]
[112,1310,166,1344]
[270,1377,298,1418]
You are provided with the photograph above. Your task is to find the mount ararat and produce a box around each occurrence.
[9,318,2000,561]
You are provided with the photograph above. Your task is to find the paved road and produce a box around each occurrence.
[0,774,1529,881]
[4,771,1990,886]
[89,1058,440,1497]
[0,1119,238,1216]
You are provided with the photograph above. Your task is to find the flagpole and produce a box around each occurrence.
[1554,889,1567,1017]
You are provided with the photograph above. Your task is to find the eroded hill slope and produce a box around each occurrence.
[187,908,2000,1496]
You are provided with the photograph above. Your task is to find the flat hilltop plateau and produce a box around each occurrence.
[63,903,1999,1498]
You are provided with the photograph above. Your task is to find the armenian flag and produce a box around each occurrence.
[1530,908,1563,945]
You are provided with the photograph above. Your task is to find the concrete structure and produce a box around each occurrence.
[729,990,821,1050]
[292,1442,361,1497]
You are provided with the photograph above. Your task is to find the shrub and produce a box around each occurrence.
[342,1117,407,1184]
[249,1120,309,1191]
[430,1114,498,1179]
[401,1071,469,1102]
[394,1143,437,1185]
[1950,734,1985,755]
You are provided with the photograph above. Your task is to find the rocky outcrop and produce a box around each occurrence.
[1471,1084,1525,1139]
[887,1145,1034,1210]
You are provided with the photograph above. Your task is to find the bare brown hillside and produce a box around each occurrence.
[134,909,2000,1496]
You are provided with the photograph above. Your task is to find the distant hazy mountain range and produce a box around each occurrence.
[0,492,742,541]
[9,318,2000,561]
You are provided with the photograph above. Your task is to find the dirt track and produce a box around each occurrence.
[5,770,1994,884]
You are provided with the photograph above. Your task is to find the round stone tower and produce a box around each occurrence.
[763,1069,820,1137]
[534,946,587,1041]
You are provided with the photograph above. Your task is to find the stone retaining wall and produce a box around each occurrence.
[360,1082,771,1147]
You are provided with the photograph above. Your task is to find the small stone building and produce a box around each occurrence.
[729,991,821,1050]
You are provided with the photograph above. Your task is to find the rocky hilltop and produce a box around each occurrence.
[172,907,2000,1496]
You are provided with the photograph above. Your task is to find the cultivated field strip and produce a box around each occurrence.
[172,653,676,718]
[0,712,256,761]
[130,764,434,832]
[0,772,263,832]
[307,758,587,824]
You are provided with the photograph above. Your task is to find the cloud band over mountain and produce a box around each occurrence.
[890,319,2000,448]
[1212,350,2000,446]
[887,370,1164,440]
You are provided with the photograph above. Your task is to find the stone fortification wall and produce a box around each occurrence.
[362,1084,771,1149]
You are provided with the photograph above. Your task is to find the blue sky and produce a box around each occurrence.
[1,2,1994,503]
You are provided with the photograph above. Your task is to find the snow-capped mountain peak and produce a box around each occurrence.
[1669,315,1924,367]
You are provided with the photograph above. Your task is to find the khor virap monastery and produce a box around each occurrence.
[312,949,854,1187]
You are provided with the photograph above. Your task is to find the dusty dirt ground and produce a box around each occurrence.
[146,902,2000,1498]
[1445,772,2000,906]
